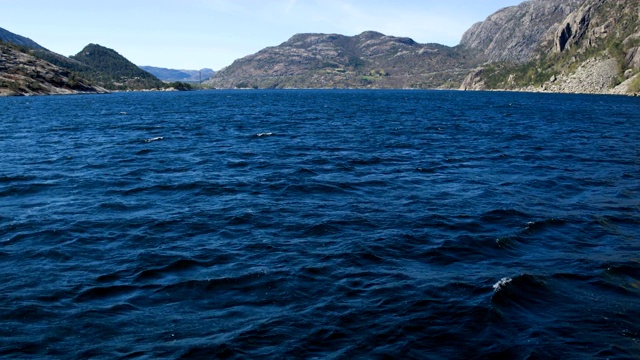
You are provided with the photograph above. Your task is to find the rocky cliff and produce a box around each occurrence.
[205,31,474,89]
[461,0,640,95]
[459,0,582,63]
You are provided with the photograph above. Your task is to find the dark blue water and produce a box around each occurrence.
[1,90,639,359]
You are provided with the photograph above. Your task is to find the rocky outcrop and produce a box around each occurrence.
[460,68,485,91]
[460,0,582,63]
[553,0,606,53]
[626,46,640,69]
[0,43,107,96]
[205,31,474,89]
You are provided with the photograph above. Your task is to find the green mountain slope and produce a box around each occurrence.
[71,44,164,90]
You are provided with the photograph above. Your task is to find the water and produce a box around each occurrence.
[0,90,639,359]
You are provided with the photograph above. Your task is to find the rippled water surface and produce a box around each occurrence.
[1,90,639,359]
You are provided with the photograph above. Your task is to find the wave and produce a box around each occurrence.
[491,273,551,307]
[144,136,164,143]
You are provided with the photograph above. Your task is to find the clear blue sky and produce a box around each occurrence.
[0,0,523,70]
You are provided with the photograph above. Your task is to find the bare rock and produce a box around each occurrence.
[539,56,618,94]
[554,0,603,53]
[625,47,640,70]
[459,68,485,90]
[460,0,582,63]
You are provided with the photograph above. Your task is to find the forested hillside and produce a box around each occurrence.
[71,44,164,90]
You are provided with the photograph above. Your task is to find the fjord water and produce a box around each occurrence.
[1,90,638,359]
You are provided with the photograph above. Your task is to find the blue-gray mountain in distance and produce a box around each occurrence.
[0,26,46,50]
[140,66,215,83]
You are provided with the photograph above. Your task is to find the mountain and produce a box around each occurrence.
[1,25,195,91]
[4,0,639,95]
[0,27,46,50]
[1,26,167,94]
[140,66,215,83]
[459,0,583,63]
[205,0,639,95]
[0,42,106,96]
[460,0,640,95]
[205,31,476,89]
[70,44,164,90]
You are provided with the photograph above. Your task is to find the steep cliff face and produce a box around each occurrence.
[459,0,582,63]
[462,0,640,95]
[206,31,473,89]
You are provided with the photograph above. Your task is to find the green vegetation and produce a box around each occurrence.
[234,81,258,89]
[70,44,164,90]
[167,81,193,91]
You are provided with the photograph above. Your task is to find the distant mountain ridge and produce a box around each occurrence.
[140,66,215,83]
[205,31,474,89]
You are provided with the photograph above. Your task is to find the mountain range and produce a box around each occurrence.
[140,66,215,83]
[205,0,639,95]
[205,31,474,89]
[0,29,198,95]
[2,0,639,96]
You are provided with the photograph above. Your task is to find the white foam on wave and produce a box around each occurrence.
[256,132,273,137]
[493,277,512,291]
[144,137,164,143]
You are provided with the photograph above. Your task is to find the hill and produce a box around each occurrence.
[0,42,106,96]
[0,26,168,94]
[205,31,475,89]
[70,44,164,90]
[140,66,215,83]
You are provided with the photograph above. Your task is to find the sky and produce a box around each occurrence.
[0,0,523,71]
